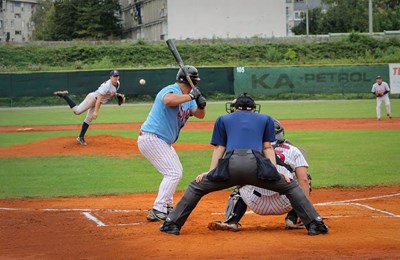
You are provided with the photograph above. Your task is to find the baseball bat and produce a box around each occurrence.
[166,39,196,89]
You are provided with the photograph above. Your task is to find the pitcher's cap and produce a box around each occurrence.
[110,70,120,76]
[376,75,382,79]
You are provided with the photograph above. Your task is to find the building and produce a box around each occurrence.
[0,0,329,43]
[0,0,37,42]
[120,0,286,41]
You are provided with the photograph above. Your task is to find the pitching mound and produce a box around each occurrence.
[0,135,213,158]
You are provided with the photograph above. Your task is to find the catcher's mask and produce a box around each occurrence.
[225,93,260,113]
[176,65,200,86]
[273,118,285,142]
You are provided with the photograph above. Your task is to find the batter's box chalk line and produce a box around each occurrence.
[211,192,400,219]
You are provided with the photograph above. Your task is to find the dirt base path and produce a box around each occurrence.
[0,118,399,259]
[1,118,399,133]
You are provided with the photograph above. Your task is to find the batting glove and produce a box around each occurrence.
[188,88,201,100]
[196,95,207,110]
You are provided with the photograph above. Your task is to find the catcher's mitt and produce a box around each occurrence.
[116,93,126,106]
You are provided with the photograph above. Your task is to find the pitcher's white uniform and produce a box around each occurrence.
[371,79,391,119]
[73,79,119,124]
[239,142,309,215]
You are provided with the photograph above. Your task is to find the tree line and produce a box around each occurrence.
[292,0,400,35]
[31,0,122,41]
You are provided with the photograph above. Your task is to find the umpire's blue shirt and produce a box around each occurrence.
[211,111,275,153]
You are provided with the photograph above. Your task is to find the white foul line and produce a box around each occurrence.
[314,193,400,206]
[350,202,400,218]
[81,212,107,227]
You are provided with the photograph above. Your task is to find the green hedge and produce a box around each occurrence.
[1,34,400,72]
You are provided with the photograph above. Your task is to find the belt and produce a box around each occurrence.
[139,131,154,136]
[232,149,253,156]
[253,190,261,197]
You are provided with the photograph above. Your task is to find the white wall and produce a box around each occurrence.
[167,0,286,39]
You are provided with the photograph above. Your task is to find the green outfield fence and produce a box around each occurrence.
[0,65,390,98]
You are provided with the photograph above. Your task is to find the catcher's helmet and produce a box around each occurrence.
[273,118,285,142]
[176,65,200,86]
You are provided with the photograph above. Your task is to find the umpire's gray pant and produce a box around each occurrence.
[167,150,321,228]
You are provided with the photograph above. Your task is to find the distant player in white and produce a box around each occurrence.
[54,70,121,145]
[371,75,391,120]
[208,118,312,231]
[137,65,207,222]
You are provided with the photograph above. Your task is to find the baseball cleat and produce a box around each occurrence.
[160,220,180,235]
[207,221,240,232]
[285,218,305,229]
[53,90,69,97]
[76,136,87,146]
[285,209,305,229]
[387,114,392,119]
[306,220,329,236]
[146,208,167,222]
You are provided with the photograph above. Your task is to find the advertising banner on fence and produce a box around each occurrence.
[233,65,388,95]
[389,63,400,94]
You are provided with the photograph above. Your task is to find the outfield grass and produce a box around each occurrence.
[0,100,399,198]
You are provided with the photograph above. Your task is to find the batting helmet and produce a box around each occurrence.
[273,118,285,142]
[176,65,200,86]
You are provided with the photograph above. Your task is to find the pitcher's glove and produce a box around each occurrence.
[375,92,383,97]
[196,95,207,110]
[116,93,126,106]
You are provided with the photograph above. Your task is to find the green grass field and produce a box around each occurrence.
[0,100,399,198]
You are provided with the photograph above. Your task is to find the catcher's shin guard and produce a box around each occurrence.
[225,188,247,223]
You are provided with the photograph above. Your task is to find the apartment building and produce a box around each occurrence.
[0,0,37,42]
[120,0,286,41]
[0,0,328,43]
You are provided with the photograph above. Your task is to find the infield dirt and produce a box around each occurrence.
[0,118,399,259]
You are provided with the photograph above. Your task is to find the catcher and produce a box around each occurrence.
[54,70,125,145]
[371,75,392,120]
[208,100,312,232]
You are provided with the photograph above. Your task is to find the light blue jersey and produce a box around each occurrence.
[140,83,197,144]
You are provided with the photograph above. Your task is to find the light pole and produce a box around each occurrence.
[306,0,309,35]
[369,0,373,34]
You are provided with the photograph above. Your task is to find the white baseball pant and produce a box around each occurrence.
[375,95,391,119]
[137,132,183,213]
[239,185,292,215]
[71,92,97,124]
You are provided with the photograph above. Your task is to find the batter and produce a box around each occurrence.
[137,65,207,222]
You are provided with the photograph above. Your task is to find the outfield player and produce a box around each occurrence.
[160,93,328,236]
[137,65,207,222]
[208,118,312,231]
[54,70,121,145]
[371,75,392,120]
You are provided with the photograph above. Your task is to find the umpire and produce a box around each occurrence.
[160,93,328,236]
